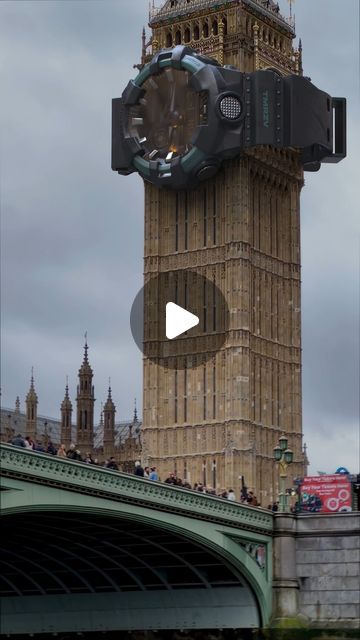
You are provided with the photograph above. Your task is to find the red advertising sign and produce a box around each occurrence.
[299,475,352,513]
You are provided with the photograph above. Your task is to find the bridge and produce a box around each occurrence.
[0,443,273,636]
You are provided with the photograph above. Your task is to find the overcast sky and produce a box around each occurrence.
[1,0,359,474]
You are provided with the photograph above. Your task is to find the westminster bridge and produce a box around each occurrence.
[0,443,359,637]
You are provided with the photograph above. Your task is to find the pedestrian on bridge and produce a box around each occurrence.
[134,460,144,477]
[106,457,119,470]
[66,444,82,461]
[11,433,26,448]
[47,441,57,455]
[57,444,67,457]
[24,436,35,450]
[149,467,158,481]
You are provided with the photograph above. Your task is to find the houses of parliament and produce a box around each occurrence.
[0,340,142,472]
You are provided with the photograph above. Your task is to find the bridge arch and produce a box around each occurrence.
[1,446,273,634]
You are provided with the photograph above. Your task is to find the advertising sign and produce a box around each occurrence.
[299,475,352,513]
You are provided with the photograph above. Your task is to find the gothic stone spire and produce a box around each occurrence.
[25,368,38,440]
[76,336,95,451]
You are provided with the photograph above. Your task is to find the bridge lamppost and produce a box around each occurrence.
[273,435,294,513]
[212,460,217,490]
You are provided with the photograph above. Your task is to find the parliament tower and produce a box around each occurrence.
[61,381,72,449]
[76,338,95,452]
[141,0,306,503]
[25,370,38,441]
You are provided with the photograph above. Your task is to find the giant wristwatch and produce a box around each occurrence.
[112,45,346,190]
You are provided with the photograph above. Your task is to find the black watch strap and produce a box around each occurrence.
[247,71,346,171]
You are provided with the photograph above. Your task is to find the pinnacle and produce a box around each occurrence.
[79,334,93,376]
[26,368,38,402]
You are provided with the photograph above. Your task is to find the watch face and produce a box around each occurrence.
[128,68,207,164]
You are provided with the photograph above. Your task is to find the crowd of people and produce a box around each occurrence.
[8,433,107,465]
[134,463,241,501]
[7,433,269,506]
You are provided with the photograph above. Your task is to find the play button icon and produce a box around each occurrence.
[166,303,199,340]
[130,269,229,370]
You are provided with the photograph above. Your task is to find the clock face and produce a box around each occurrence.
[128,68,207,164]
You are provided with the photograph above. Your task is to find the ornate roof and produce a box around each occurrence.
[61,383,72,411]
[78,337,93,377]
[104,385,116,412]
[150,0,231,23]
[149,0,294,34]
[25,370,38,404]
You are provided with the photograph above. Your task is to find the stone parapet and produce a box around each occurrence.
[0,443,273,533]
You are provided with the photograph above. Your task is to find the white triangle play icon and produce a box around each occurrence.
[166,302,199,340]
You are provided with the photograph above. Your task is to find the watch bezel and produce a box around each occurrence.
[118,45,247,189]
[128,50,210,184]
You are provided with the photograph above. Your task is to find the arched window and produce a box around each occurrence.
[222,18,228,36]
[212,20,218,36]
[175,30,181,45]
[166,32,173,47]
[194,24,199,40]
[203,21,209,38]
[184,27,190,43]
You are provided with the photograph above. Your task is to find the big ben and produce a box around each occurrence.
[112,0,346,504]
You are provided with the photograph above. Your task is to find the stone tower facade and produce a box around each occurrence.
[103,384,116,459]
[61,382,72,448]
[25,370,38,440]
[141,0,306,504]
[76,339,95,452]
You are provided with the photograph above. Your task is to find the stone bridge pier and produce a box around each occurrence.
[272,512,360,630]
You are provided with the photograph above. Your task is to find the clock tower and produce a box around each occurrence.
[140,0,306,503]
